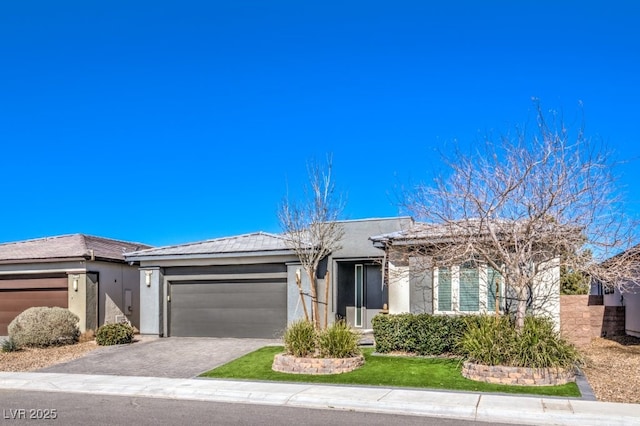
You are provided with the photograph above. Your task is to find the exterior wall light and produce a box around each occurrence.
[145,270,153,287]
[72,275,79,292]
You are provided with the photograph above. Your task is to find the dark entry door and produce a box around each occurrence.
[336,262,386,328]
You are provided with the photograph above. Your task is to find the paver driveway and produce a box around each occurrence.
[39,337,280,378]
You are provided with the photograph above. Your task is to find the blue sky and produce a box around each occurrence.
[1,1,639,247]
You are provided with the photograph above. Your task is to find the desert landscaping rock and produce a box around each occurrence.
[0,341,99,372]
[580,336,640,403]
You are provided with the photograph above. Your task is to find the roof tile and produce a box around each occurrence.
[126,232,294,257]
[0,234,152,262]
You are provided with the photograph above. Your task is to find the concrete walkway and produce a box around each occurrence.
[0,372,638,425]
[38,337,280,378]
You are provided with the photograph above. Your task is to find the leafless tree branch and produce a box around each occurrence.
[401,101,639,328]
[279,155,345,328]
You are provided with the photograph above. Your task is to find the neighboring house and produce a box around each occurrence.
[0,234,151,334]
[370,223,562,329]
[594,246,640,337]
[125,217,413,338]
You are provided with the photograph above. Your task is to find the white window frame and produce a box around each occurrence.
[433,264,503,314]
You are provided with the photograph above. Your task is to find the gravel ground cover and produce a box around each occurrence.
[0,341,99,372]
[580,335,640,404]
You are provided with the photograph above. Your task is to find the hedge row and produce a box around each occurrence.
[371,313,482,356]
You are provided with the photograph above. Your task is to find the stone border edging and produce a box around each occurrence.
[462,361,576,386]
[272,353,364,375]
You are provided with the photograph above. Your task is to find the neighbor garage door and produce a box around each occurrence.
[0,276,68,335]
[169,281,287,338]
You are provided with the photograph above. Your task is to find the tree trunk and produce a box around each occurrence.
[516,285,527,330]
[294,269,310,322]
[308,269,320,329]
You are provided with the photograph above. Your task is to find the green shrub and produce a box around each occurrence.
[2,337,20,353]
[459,315,515,366]
[460,315,582,369]
[317,321,361,358]
[283,320,316,357]
[372,313,477,356]
[95,322,134,346]
[512,316,582,369]
[8,307,80,348]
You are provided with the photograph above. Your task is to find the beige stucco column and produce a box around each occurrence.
[67,272,98,333]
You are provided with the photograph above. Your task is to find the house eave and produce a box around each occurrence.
[125,249,296,263]
[0,256,88,265]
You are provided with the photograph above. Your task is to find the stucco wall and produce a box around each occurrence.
[388,262,410,314]
[330,217,413,259]
[624,290,640,337]
[531,258,561,331]
[604,286,624,306]
[0,261,85,274]
[67,273,87,333]
[409,256,433,314]
[88,261,141,329]
[287,263,313,325]
[139,268,161,335]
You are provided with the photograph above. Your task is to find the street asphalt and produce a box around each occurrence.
[0,372,639,425]
[1,336,639,425]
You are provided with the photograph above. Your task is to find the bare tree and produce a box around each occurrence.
[279,156,345,329]
[403,101,638,329]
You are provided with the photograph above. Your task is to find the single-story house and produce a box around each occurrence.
[370,223,561,329]
[0,234,151,334]
[125,217,413,338]
[126,216,562,338]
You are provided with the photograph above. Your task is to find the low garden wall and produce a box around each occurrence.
[462,361,575,386]
[272,353,364,375]
[560,295,625,347]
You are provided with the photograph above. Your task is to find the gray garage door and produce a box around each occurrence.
[169,281,287,338]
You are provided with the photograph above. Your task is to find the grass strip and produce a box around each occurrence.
[201,346,580,397]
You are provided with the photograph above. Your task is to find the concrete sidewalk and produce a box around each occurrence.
[1,372,638,425]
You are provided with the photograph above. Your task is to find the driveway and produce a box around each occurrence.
[38,337,280,378]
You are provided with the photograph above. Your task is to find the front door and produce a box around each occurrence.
[336,261,387,329]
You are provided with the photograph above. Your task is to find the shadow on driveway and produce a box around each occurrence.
[39,337,280,378]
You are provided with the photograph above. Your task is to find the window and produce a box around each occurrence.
[434,264,503,314]
[437,267,452,311]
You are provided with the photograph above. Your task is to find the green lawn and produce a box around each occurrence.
[200,346,581,397]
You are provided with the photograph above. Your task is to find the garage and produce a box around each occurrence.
[169,280,287,338]
[126,232,300,338]
[0,275,68,335]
